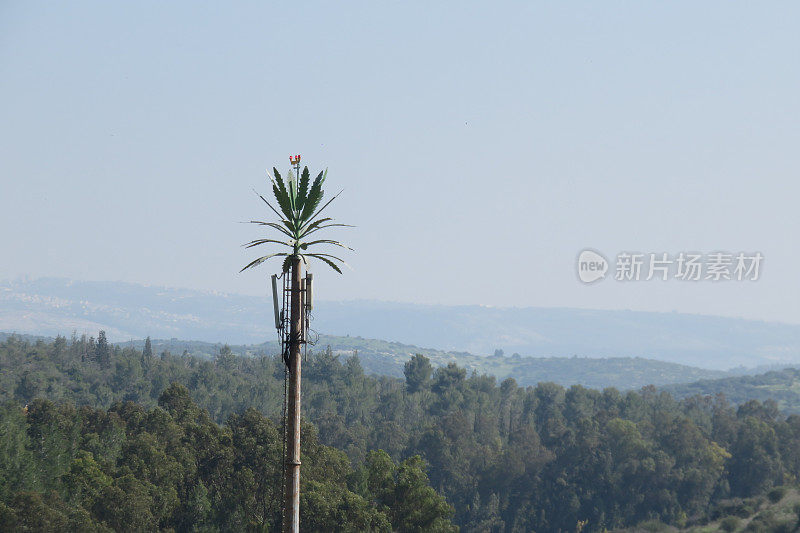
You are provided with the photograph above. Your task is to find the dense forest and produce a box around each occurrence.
[2,334,800,531]
[0,385,454,531]
[664,368,800,414]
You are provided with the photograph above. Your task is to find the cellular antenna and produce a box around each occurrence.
[305,273,313,310]
[271,274,281,330]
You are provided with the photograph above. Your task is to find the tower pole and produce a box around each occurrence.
[283,230,303,532]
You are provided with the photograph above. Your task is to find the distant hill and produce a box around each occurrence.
[8,329,797,398]
[663,367,800,414]
[3,277,800,369]
[298,335,738,390]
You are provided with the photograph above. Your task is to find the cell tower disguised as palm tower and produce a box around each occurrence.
[242,154,351,533]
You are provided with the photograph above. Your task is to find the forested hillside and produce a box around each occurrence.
[664,367,800,414]
[6,277,800,369]
[0,331,734,391]
[0,386,455,531]
[3,334,800,531]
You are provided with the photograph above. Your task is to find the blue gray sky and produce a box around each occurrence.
[1,2,798,323]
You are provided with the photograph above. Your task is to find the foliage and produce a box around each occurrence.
[241,165,351,274]
[404,353,433,394]
[117,334,736,391]
[0,383,451,532]
[691,486,800,533]
[350,450,457,532]
[664,368,800,414]
[4,334,800,531]
[719,515,741,532]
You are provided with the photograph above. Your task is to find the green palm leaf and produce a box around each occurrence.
[300,191,341,233]
[243,164,350,275]
[297,167,310,211]
[301,223,354,239]
[300,170,326,222]
[287,169,298,211]
[281,219,297,235]
[299,239,353,251]
[305,253,345,274]
[297,217,332,238]
[243,238,292,249]
[248,221,294,239]
[240,252,289,272]
[273,167,287,194]
[272,182,293,221]
[272,168,295,216]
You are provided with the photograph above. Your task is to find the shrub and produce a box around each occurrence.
[767,486,788,503]
[720,516,740,532]
[634,519,671,532]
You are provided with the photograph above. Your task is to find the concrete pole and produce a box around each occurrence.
[283,255,303,533]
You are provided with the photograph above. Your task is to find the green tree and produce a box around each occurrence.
[25,400,82,493]
[215,345,236,371]
[93,474,157,531]
[13,372,40,403]
[0,403,35,500]
[96,330,110,369]
[302,480,392,532]
[143,336,153,361]
[355,450,457,532]
[4,492,69,531]
[62,451,112,508]
[404,354,433,394]
[728,415,782,496]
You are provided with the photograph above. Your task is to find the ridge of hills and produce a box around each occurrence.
[0,331,777,392]
[3,277,800,371]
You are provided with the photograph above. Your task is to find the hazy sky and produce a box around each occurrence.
[2,2,799,323]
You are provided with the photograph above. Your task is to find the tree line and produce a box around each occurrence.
[2,333,800,531]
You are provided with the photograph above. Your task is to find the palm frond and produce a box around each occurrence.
[297,217,332,237]
[305,253,344,274]
[240,253,289,273]
[299,239,353,251]
[287,169,298,212]
[279,217,297,233]
[306,252,345,260]
[297,167,310,210]
[248,221,294,239]
[300,190,342,232]
[243,238,293,249]
[301,223,354,238]
[253,189,284,220]
[243,165,349,274]
[272,182,294,222]
[299,170,326,222]
[272,167,287,194]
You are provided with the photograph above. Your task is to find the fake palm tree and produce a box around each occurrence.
[241,165,351,275]
[241,158,350,533]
